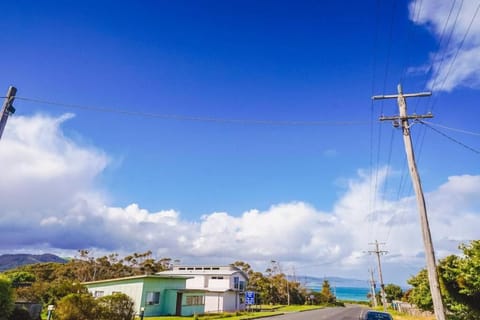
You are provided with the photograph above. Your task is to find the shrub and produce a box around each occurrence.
[55,293,99,320]
[0,276,14,320]
[98,293,135,320]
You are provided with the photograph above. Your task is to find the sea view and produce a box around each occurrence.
[334,287,370,302]
[304,276,371,302]
[309,286,370,302]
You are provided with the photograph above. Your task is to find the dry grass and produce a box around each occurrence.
[392,312,435,320]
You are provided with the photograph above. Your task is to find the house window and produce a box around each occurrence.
[146,291,160,305]
[239,281,245,291]
[185,296,204,305]
[94,291,104,298]
[233,277,239,289]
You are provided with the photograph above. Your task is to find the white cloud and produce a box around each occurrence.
[0,114,479,284]
[410,0,480,91]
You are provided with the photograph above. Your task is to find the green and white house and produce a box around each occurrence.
[157,265,248,313]
[83,274,205,316]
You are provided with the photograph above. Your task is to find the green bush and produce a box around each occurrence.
[98,293,135,320]
[0,276,14,320]
[55,293,99,320]
[55,292,136,320]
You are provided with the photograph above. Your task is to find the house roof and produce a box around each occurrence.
[82,274,192,285]
[165,288,207,294]
[204,288,235,293]
[157,265,248,280]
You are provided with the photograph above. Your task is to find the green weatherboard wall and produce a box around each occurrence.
[85,276,204,316]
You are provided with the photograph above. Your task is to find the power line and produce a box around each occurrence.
[412,0,458,114]
[431,1,480,103]
[368,0,382,244]
[421,120,480,136]
[370,0,399,244]
[426,0,463,97]
[419,120,480,155]
[380,0,398,115]
[15,96,368,127]
[400,0,425,86]
[412,1,463,186]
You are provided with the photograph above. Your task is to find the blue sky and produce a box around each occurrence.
[0,0,479,285]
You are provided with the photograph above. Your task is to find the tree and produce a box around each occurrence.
[98,293,135,320]
[5,272,36,285]
[246,271,270,304]
[406,268,433,311]
[46,280,87,305]
[0,276,15,320]
[319,280,335,304]
[439,240,480,319]
[55,293,99,320]
[384,284,403,302]
[231,261,254,276]
[407,240,480,320]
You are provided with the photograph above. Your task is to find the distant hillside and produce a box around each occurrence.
[0,253,67,271]
[301,275,369,288]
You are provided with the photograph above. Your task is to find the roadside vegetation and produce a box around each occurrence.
[0,240,478,319]
[135,305,323,320]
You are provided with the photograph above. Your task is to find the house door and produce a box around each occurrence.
[176,292,183,316]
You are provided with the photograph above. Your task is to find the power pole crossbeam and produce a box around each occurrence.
[372,84,446,320]
[372,92,431,99]
[379,114,433,122]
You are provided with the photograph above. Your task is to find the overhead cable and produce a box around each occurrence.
[421,120,480,136]
[432,1,480,105]
[15,96,368,127]
[419,120,480,154]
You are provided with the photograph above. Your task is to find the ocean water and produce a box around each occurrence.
[310,286,370,302]
[334,287,370,301]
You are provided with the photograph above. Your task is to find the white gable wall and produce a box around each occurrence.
[185,275,206,289]
[223,291,240,312]
[86,282,144,311]
[204,292,224,313]
[208,278,230,289]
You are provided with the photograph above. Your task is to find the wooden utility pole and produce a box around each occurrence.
[372,84,446,320]
[368,240,388,311]
[369,268,378,307]
[0,86,17,139]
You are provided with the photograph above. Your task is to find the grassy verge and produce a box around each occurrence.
[275,305,323,312]
[389,310,434,320]
[367,306,435,320]
[140,304,324,320]
[139,305,435,320]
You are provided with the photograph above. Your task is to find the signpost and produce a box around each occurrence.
[245,291,255,309]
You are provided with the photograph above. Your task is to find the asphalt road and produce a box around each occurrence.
[268,305,366,320]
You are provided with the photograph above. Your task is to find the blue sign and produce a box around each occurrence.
[245,291,255,305]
